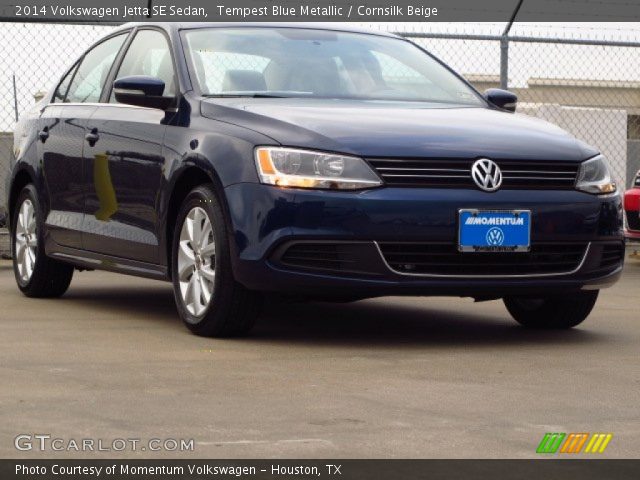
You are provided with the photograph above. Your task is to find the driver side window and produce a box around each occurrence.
[110,30,176,103]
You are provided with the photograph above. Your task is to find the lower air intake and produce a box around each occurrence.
[378,242,588,276]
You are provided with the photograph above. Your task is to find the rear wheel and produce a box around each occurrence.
[12,185,74,297]
[503,290,599,329]
[171,184,262,337]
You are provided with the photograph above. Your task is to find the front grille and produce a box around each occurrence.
[378,242,587,276]
[600,243,624,269]
[626,210,640,231]
[368,158,579,190]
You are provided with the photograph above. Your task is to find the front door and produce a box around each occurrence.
[81,29,177,263]
[81,106,167,263]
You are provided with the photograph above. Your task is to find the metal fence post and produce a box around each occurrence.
[500,0,524,90]
[12,74,18,122]
[500,36,509,90]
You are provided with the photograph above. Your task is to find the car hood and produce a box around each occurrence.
[200,98,597,161]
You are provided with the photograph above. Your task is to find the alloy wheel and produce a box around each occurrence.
[14,199,37,283]
[177,206,216,318]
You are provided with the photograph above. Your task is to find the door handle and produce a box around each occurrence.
[38,127,49,143]
[85,128,99,147]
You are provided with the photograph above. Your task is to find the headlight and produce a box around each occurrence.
[255,147,382,190]
[575,155,617,194]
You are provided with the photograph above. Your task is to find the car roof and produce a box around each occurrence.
[112,22,401,39]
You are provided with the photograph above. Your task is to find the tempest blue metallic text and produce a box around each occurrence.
[4,23,624,336]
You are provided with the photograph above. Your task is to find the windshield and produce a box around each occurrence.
[182,28,484,105]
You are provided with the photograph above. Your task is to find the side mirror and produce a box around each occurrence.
[484,88,517,112]
[113,76,174,110]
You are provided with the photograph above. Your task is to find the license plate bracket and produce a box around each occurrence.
[458,209,531,252]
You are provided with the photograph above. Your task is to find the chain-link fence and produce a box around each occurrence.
[405,31,640,191]
[0,22,114,234]
[1,22,640,235]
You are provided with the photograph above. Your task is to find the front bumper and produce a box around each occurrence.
[224,183,624,297]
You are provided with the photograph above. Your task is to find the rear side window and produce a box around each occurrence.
[65,33,127,103]
[110,30,176,102]
[52,63,79,103]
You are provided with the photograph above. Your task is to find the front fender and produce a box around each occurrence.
[159,116,275,271]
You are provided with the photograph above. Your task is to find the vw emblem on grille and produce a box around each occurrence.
[471,158,502,192]
[486,227,505,246]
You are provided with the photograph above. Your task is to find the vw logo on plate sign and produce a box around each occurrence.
[486,227,505,246]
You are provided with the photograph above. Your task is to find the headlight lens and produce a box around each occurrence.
[255,147,382,190]
[575,155,616,194]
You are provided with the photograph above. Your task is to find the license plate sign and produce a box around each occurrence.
[459,210,531,252]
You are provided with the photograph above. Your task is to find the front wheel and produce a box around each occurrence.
[171,184,262,337]
[503,290,599,329]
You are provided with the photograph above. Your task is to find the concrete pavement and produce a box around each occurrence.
[0,258,638,458]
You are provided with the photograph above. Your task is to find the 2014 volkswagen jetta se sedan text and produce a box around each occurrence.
[5,23,624,336]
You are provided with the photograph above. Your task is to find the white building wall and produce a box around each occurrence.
[519,104,628,187]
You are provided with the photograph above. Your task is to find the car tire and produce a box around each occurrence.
[503,290,599,329]
[12,185,74,297]
[171,184,262,337]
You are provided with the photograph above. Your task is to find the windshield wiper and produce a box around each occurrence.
[203,93,288,98]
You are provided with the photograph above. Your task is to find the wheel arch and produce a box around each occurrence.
[8,168,36,233]
[163,161,233,279]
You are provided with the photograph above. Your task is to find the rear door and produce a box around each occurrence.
[38,33,128,249]
[81,29,177,263]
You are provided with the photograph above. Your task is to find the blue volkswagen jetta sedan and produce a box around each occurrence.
[5,23,624,336]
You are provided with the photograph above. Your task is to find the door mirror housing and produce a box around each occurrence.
[484,88,517,112]
[113,76,175,110]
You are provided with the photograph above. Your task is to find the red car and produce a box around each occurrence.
[625,170,640,241]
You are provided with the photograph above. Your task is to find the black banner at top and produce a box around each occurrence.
[1,0,640,23]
